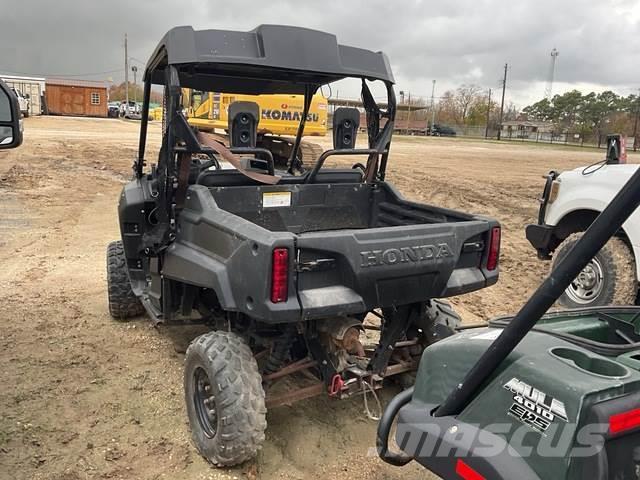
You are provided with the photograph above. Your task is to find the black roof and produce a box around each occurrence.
[144,25,395,94]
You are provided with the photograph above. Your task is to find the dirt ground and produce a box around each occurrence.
[0,117,632,480]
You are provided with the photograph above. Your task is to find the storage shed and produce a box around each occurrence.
[45,78,108,117]
[0,74,46,116]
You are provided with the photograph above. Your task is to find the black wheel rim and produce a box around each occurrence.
[193,367,218,438]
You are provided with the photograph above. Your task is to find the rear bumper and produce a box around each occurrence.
[525,223,555,259]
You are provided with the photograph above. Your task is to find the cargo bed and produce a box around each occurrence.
[157,181,500,323]
[209,181,472,234]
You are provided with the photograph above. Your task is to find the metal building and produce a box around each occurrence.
[0,74,46,116]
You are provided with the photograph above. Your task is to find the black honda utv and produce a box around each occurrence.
[106,25,501,466]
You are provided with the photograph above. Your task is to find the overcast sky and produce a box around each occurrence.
[1,0,638,107]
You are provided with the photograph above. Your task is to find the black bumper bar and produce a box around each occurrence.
[525,223,555,259]
[525,170,560,259]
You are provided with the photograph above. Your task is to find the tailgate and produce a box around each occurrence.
[295,220,498,319]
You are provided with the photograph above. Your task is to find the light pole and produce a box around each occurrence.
[131,66,138,105]
[485,88,492,139]
[430,80,436,133]
[406,91,412,135]
[124,33,128,109]
[633,89,640,152]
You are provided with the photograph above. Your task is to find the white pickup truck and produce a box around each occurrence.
[527,161,640,308]
[10,88,29,117]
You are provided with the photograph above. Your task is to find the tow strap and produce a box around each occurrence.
[197,131,281,185]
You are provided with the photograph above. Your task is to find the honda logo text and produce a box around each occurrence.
[359,244,453,268]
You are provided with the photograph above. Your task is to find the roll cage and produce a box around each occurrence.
[133,25,397,254]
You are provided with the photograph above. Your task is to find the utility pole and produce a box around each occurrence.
[406,91,412,135]
[132,66,138,104]
[633,89,640,152]
[430,80,436,133]
[485,88,492,139]
[497,63,508,140]
[124,33,129,109]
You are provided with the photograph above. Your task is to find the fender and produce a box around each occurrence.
[544,165,640,278]
[162,242,237,310]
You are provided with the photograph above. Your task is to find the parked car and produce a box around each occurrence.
[10,87,30,117]
[107,102,120,118]
[119,100,141,119]
[428,123,456,137]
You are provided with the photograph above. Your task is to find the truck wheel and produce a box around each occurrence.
[184,331,266,467]
[554,233,637,308]
[106,240,144,319]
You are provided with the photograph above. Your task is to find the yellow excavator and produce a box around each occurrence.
[152,89,328,167]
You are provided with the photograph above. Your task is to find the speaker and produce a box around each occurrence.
[228,101,259,148]
[333,107,360,150]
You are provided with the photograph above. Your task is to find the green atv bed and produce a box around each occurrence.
[397,307,640,479]
[379,149,640,480]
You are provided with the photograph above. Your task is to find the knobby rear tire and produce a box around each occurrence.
[106,240,144,320]
[184,331,266,467]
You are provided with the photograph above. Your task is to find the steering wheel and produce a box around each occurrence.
[194,152,221,171]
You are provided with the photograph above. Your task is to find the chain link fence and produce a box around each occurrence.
[499,129,638,151]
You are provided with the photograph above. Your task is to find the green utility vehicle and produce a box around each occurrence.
[379,148,640,479]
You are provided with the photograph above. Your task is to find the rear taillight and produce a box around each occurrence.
[609,408,640,434]
[455,459,485,480]
[271,248,289,303]
[486,226,501,271]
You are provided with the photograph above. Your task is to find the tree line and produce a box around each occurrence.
[398,85,639,140]
[396,84,517,131]
[523,90,639,139]
[108,81,163,104]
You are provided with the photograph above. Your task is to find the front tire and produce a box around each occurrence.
[184,331,266,467]
[553,233,637,308]
[106,240,144,319]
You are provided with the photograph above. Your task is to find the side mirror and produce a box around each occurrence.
[0,79,23,149]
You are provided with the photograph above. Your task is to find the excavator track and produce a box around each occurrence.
[299,141,324,166]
